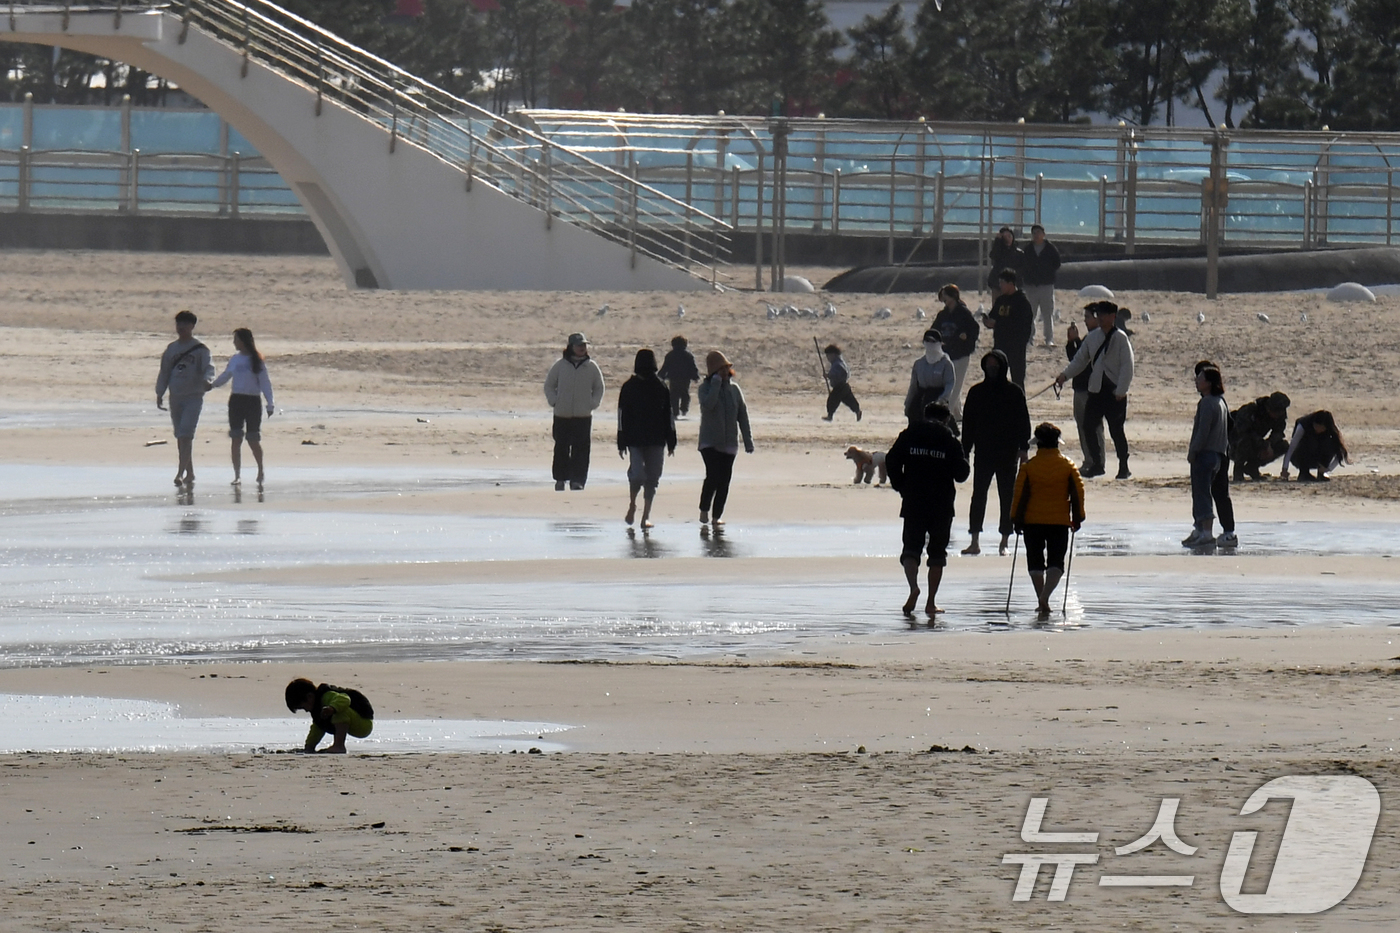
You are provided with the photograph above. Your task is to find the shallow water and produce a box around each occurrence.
[2,463,1399,666]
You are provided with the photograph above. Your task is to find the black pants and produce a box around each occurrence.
[1022,524,1070,571]
[551,416,592,487]
[1210,453,1235,533]
[969,451,1018,536]
[902,509,954,567]
[998,343,1027,388]
[699,447,736,519]
[826,383,861,418]
[1232,435,1287,479]
[668,379,691,418]
[1289,432,1342,475]
[1085,388,1129,470]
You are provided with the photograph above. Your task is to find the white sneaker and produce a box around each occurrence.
[1216,532,1239,547]
[1181,529,1212,547]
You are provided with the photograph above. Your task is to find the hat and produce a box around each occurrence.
[922,329,942,343]
[705,350,732,376]
[567,332,588,347]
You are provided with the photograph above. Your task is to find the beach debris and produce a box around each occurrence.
[596,303,608,317]
[1078,284,1115,299]
[1197,312,1206,324]
[783,274,816,293]
[416,417,430,423]
[873,307,892,320]
[856,745,867,754]
[528,747,542,754]
[1138,311,1151,323]
[1327,282,1376,303]
[766,304,779,320]
[823,301,837,318]
[676,304,685,319]
[1255,312,1271,324]
[928,744,979,754]
[914,307,926,320]
[301,439,317,445]
[144,439,168,447]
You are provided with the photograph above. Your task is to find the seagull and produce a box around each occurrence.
[676,305,685,319]
[596,304,608,317]
[1197,312,1206,325]
[1256,312,1270,324]
[1300,310,1309,323]
[766,306,778,320]
[874,307,892,320]
[824,301,837,318]
[914,307,926,320]
[1138,311,1151,323]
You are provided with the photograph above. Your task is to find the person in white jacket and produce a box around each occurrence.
[209,328,275,486]
[544,333,605,490]
[1055,301,1135,479]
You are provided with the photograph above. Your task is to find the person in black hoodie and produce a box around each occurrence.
[932,283,979,421]
[986,226,1023,291]
[658,335,701,419]
[887,401,970,619]
[960,349,1032,557]
[982,268,1035,388]
[617,348,677,528]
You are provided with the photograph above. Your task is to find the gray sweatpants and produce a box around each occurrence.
[1025,284,1056,345]
[1073,389,1105,470]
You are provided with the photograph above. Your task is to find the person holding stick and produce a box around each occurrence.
[820,341,861,422]
[1010,422,1086,617]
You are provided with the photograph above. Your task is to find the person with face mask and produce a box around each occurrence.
[903,330,957,426]
[960,349,1031,556]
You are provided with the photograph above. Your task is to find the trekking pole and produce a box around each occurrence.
[1062,527,1076,614]
[1005,531,1020,614]
[813,336,831,392]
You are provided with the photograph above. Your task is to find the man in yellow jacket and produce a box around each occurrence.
[1011,423,1086,616]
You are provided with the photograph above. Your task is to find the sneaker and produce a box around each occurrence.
[555,480,566,491]
[1181,529,1211,547]
[855,410,862,422]
[1081,465,1105,478]
[1115,466,1133,480]
[1216,532,1239,547]
[570,482,585,490]
[821,415,834,422]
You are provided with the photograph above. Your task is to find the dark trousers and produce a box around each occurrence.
[1210,452,1235,532]
[1085,388,1130,470]
[551,416,592,487]
[699,447,736,519]
[1191,450,1224,527]
[668,379,691,418]
[1023,524,1070,571]
[826,383,861,418]
[969,451,1018,536]
[1232,435,1287,479]
[998,343,1027,388]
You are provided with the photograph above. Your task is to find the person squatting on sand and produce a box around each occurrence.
[932,284,980,422]
[1022,224,1062,348]
[155,309,215,487]
[887,401,970,619]
[209,328,274,487]
[697,350,753,526]
[822,343,862,422]
[1011,423,1085,616]
[1281,410,1349,482]
[960,349,1031,557]
[285,678,374,754]
[1065,304,1106,473]
[1230,391,1291,482]
[616,348,677,529]
[544,332,605,491]
[1056,301,1135,480]
[658,335,700,420]
[903,329,955,426]
[1184,363,1234,548]
[983,268,1035,388]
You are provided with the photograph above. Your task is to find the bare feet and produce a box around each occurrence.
[925,602,945,616]
[712,516,724,526]
[231,477,241,486]
[256,471,265,485]
[625,503,636,525]
[902,589,920,617]
[173,475,184,486]
[998,539,1010,556]
[960,543,980,555]
[641,519,654,529]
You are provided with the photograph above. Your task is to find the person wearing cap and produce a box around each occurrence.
[1229,390,1291,482]
[696,350,753,526]
[1064,305,1105,474]
[822,343,861,422]
[932,284,979,421]
[960,349,1031,556]
[982,268,1035,388]
[1011,422,1085,616]
[544,332,606,491]
[1055,300,1134,479]
[903,329,956,426]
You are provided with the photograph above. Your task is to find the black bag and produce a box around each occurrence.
[314,683,374,725]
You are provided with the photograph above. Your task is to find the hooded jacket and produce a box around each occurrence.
[544,350,605,418]
[932,300,980,361]
[617,373,677,453]
[961,350,1032,457]
[886,419,970,516]
[697,375,753,452]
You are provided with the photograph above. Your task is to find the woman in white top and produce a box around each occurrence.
[209,328,275,486]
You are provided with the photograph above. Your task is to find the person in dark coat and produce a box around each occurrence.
[1280,410,1348,482]
[960,349,1031,556]
[1022,223,1062,347]
[617,348,677,529]
[986,226,1023,291]
[887,401,970,619]
[982,268,1035,388]
[932,283,979,421]
[658,335,701,419]
[1229,391,1290,481]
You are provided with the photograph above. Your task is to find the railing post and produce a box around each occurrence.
[114,0,123,31]
[915,126,927,235]
[128,148,140,213]
[230,151,241,218]
[1097,174,1108,245]
[1302,180,1312,249]
[17,145,29,213]
[315,45,324,116]
[683,150,694,266]
[628,158,638,269]
[1387,169,1394,246]
[888,154,896,265]
[754,153,765,291]
[1125,154,1138,255]
[61,1,69,32]
[240,3,250,78]
[934,170,944,262]
[730,164,740,228]
[22,91,32,150]
[389,85,398,154]
[1034,173,1043,227]
[465,118,475,192]
[120,93,131,152]
[831,167,841,238]
[543,142,553,230]
[179,0,191,43]
[813,126,826,232]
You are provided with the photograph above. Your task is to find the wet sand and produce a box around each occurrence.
[2,250,1400,928]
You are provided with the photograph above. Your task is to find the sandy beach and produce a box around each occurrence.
[2,249,1400,929]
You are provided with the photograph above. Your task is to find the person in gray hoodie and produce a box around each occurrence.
[155,309,215,487]
[697,350,754,526]
[903,330,956,425]
[544,332,605,490]
[1185,364,1230,548]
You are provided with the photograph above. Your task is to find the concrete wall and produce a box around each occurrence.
[0,212,327,254]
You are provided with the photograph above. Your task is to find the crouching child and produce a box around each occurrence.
[286,678,374,754]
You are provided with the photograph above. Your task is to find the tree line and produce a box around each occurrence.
[5,0,1400,131]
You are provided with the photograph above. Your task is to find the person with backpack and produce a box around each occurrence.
[1055,301,1135,479]
[285,678,374,754]
[903,329,956,425]
[155,309,215,487]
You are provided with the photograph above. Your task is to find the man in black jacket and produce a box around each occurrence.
[960,350,1032,557]
[1022,224,1061,348]
[1230,391,1290,481]
[887,402,970,619]
[982,268,1035,387]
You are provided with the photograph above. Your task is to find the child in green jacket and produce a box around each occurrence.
[285,678,374,754]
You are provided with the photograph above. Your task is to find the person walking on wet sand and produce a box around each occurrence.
[544,333,605,491]
[209,328,274,487]
[658,335,700,420]
[960,349,1031,557]
[697,350,753,526]
[887,401,970,619]
[1184,364,1230,548]
[617,348,677,529]
[155,309,214,487]
[1011,423,1085,616]
[822,343,862,422]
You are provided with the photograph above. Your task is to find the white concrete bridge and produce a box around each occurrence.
[0,1,730,291]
